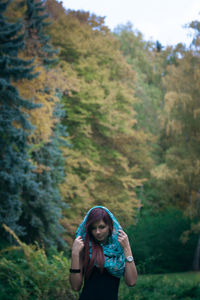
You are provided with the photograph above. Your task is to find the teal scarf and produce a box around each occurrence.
[76,206,125,278]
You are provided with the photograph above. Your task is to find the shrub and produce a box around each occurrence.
[0,225,77,300]
[127,208,198,274]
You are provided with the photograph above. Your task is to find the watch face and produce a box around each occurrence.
[126,256,133,262]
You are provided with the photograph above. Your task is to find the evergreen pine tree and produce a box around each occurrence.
[24,0,58,64]
[19,101,68,248]
[0,0,38,237]
[16,0,68,248]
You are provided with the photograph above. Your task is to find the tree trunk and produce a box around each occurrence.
[192,233,200,271]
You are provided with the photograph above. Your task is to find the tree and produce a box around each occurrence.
[0,0,38,237]
[19,102,68,248]
[24,0,57,64]
[152,39,200,270]
[3,0,69,248]
[113,22,170,136]
[45,2,152,239]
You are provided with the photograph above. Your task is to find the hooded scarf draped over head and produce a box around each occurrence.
[76,206,125,278]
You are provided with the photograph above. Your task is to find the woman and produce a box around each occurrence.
[70,206,137,300]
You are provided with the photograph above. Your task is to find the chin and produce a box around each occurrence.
[95,237,103,242]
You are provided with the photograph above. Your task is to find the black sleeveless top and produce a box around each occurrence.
[79,267,120,300]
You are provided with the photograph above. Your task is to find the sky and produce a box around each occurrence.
[62,0,200,47]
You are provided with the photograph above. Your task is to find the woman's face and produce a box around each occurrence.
[90,219,109,243]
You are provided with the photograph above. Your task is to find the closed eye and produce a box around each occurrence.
[91,226,105,230]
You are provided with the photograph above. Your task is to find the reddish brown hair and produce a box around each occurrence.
[83,207,113,278]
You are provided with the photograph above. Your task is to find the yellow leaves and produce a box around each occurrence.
[194,160,200,175]
[2,224,33,259]
[181,222,200,244]
[39,1,153,235]
[164,91,194,136]
[165,119,183,136]
[5,0,26,22]
[180,230,190,244]
[151,163,177,181]
[95,85,136,137]
[47,2,90,58]
[152,156,200,183]
[60,136,143,234]
[58,61,80,93]
[3,224,23,248]
[32,163,51,174]
[0,245,21,254]
[159,50,200,217]
[59,147,97,223]
[121,174,140,190]
[191,222,200,234]
[193,108,200,119]
[164,91,189,114]
[14,58,77,143]
[12,65,54,141]
[163,52,200,130]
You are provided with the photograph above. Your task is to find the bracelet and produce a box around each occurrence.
[70,268,81,273]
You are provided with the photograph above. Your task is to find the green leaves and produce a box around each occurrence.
[0,226,76,300]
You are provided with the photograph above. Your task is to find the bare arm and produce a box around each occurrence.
[69,236,84,291]
[118,229,138,287]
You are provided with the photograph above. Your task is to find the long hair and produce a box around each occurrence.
[84,207,113,279]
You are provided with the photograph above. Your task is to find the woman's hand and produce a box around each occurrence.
[118,229,137,286]
[72,236,85,255]
[118,229,130,250]
[70,236,84,291]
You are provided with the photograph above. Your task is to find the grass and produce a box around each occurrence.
[138,271,200,283]
[119,271,200,300]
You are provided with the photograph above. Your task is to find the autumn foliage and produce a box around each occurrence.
[1,0,200,270]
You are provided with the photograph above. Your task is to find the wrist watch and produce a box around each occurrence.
[125,256,134,262]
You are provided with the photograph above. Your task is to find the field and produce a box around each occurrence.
[119,272,200,300]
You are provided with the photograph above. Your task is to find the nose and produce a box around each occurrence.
[96,228,100,234]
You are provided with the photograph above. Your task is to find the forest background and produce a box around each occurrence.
[0,0,200,299]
